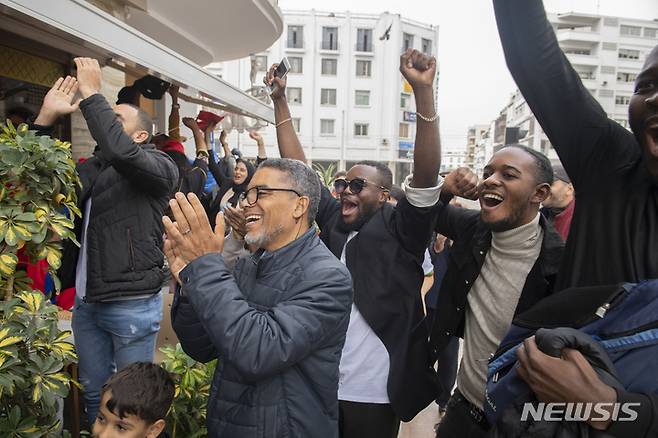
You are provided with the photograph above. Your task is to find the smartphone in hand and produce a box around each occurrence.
[269,57,291,94]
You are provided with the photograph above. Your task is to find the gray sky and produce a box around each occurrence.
[278,0,658,150]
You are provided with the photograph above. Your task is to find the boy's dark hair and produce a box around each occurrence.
[101,362,174,424]
[354,160,393,189]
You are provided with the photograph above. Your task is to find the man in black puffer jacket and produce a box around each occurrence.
[33,58,178,426]
[166,159,353,438]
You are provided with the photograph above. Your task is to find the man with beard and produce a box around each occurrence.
[264,50,476,437]
[166,159,353,437]
[429,148,564,438]
[493,0,658,436]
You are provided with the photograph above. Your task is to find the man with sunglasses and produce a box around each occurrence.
[164,158,353,437]
[264,50,477,438]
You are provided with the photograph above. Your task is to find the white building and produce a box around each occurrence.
[210,9,439,184]
[440,150,467,174]
[476,11,658,167]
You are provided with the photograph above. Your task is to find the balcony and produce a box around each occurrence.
[320,41,339,53]
[286,39,305,52]
[564,53,599,67]
[556,29,600,45]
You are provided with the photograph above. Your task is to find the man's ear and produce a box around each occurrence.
[293,196,310,222]
[378,190,390,205]
[532,183,551,204]
[146,419,166,438]
[132,130,150,144]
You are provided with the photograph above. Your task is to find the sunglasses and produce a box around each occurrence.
[333,178,389,195]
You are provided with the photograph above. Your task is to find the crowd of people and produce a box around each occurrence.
[5,0,658,437]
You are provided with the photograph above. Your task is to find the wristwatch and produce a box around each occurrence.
[171,103,180,109]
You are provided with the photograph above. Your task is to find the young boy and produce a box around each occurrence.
[92,362,175,438]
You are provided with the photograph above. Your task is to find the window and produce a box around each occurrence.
[615,95,631,105]
[645,28,658,38]
[619,48,640,60]
[355,90,370,106]
[254,55,268,72]
[601,65,616,74]
[422,38,433,55]
[320,119,335,135]
[291,118,301,133]
[399,123,409,138]
[564,48,591,55]
[602,42,618,51]
[320,88,336,105]
[287,25,304,48]
[322,27,338,50]
[321,58,337,75]
[289,57,303,73]
[617,72,637,82]
[400,93,409,109]
[403,33,414,51]
[599,89,614,98]
[356,60,372,77]
[356,29,373,52]
[287,87,302,104]
[354,123,369,137]
[620,25,641,36]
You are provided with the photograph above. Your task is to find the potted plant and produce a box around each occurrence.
[0,121,80,436]
[160,344,217,438]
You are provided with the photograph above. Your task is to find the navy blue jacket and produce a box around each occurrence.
[171,228,352,437]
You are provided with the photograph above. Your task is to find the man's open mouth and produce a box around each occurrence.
[341,199,358,216]
[480,193,504,209]
[245,214,262,228]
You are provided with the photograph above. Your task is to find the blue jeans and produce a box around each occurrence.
[72,293,162,426]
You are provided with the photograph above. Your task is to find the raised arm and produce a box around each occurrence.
[265,64,306,161]
[168,85,181,140]
[493,0,638,185]
[250,130,267,164]
[400,49,441,188]
[74,58,177,197]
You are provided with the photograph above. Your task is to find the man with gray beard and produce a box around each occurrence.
[165,159,353,437]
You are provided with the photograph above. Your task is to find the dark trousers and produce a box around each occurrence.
[435,390,490,438]
[436,334,460,408]
[338,400,400,438]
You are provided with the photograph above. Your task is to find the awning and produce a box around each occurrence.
[0,0,275,123]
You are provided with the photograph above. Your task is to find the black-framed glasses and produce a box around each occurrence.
[333,178,389,195]
[239,186,302,206]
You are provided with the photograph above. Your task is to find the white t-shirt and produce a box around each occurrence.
[338,175,444,404]
[338,231,391,403]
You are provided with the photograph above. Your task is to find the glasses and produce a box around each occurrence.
[333,178,389,195]
[239,186,302,206]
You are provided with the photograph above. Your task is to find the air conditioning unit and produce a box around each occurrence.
[382,138,389,146]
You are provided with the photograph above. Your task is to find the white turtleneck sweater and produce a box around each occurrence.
[457,213,543,408]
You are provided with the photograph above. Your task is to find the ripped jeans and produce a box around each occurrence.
[72,293,162,426]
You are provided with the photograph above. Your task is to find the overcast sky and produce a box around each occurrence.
[278,0,658,150]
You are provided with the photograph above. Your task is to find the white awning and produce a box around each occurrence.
[0,0,275,123]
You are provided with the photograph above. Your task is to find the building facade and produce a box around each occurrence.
[210,9,439,183]
[470,11,658,171]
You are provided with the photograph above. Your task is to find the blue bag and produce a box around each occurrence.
[484,280,658,425]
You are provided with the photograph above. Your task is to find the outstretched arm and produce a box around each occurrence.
[265,64,306,161]
[493,0,638,186]
[168,85,181,140]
